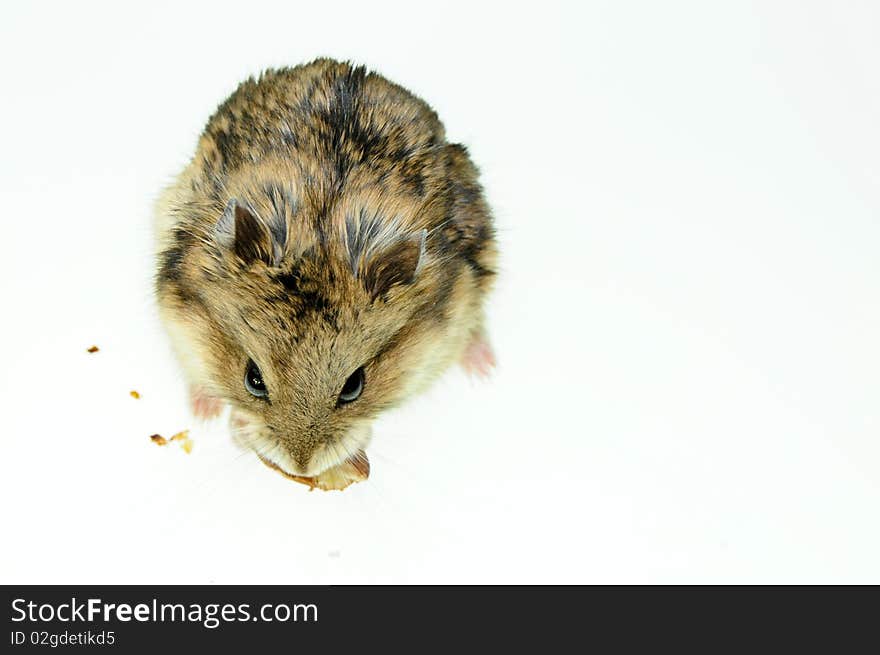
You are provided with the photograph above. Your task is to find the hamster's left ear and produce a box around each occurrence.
[350,227,427,300]
[216,198,285,265]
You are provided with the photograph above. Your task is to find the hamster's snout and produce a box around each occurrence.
[230,410,373,483]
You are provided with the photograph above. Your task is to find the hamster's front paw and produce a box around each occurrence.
[460,332,496,379]
[189,387,224,420]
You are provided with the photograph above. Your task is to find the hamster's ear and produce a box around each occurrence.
[360,229,427,300]
[216,198,274,265]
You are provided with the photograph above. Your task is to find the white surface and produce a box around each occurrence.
[1,1,878,584]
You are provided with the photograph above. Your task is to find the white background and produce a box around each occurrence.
[1,1,878,584]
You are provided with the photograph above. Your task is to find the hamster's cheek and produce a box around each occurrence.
[307,422,374,477]
[228,408,268,452]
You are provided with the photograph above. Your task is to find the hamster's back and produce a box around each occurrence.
[196,59,448,188]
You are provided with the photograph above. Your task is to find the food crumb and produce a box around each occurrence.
[169,430,194,453]
[130,390,140,399]
[152,430,193,453]
[86,345,99,353]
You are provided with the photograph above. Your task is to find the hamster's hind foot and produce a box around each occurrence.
[460,332,496,379]
[189,387,224,420]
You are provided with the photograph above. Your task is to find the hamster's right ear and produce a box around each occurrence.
[216,198,278,265]
[359,229,427,300]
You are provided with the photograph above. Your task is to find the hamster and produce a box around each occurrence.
[154,59,497,490]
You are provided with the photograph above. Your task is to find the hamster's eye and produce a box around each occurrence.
[244,359,268,398]
[338,367,365,404]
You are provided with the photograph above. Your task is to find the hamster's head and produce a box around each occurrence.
[165,177,478,479]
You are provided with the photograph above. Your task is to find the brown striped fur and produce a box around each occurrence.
[154,59,496,478]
